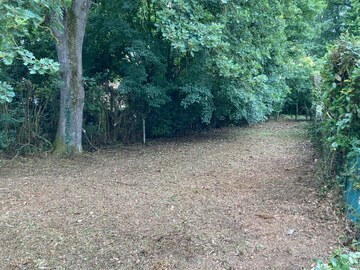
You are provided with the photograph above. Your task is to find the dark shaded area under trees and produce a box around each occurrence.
[0,0,358,156]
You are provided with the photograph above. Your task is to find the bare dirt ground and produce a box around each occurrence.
[0,120,345,270]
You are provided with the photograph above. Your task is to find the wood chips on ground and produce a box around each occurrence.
[0,121,345,269]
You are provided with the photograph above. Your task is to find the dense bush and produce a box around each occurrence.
[316,36,360,178]
[0,78,58,155]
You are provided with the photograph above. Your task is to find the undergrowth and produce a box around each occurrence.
[307,35,360,269]
[311,241,360,270]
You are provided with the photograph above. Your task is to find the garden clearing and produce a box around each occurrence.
[0,120,345,269]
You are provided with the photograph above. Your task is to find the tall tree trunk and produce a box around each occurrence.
[52,0,89,156]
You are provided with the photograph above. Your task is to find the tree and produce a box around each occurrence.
[0,0,336,155]
[51,0,90,155]
[314,0,351,55]
[0,0,89,155]
[82,0,323,135]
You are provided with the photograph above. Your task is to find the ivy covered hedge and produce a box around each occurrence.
[318,36,360,180]
[322,37,360,155]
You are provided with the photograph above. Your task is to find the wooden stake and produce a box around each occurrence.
[143,117,146,145]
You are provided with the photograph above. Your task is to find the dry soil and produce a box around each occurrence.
[0,120,344,270]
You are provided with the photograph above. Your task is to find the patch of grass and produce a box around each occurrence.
[283,114,311,121]
[255,125,309,139]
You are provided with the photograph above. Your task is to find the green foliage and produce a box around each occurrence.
[346,0,360,36]
[309,26,360,270]
[314,0,360,56]
[0,0,60,104]
[310,34,360,225]
[0,0,335,152]
[313,0,349,56]
[283,56,315,117]
[0,81,15,103]
[312,243,360,270]
[321,36,360,154]
[180,84,213,124]
[0,78,58,154]
[155,0,228,54]
[306,0,360,193]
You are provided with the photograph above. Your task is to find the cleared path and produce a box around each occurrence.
[0,121,343,269]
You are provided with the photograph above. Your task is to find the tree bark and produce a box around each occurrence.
[52,0,89,156]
